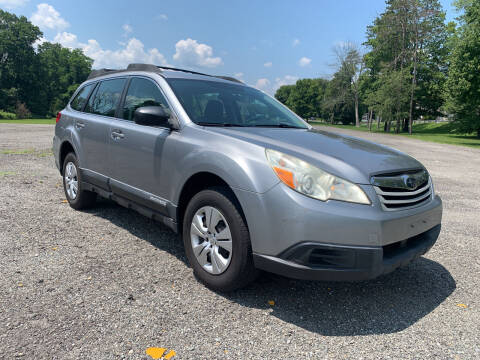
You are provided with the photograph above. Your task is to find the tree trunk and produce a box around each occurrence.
[384,120,391,132]
[409,12,420,135]
[354,93,360,127]
[477,129,480,139]
[377,116,381,131]
[368,109,373,131]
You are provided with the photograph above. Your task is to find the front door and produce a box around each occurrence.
[108,76,172,215]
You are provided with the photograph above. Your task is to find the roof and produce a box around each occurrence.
[87,63,244,84]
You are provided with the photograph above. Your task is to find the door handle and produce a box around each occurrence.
[75,121,85,129]
[111,130,124,139]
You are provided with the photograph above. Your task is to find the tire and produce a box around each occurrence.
[62,152,96,210]
[183,187,258,291]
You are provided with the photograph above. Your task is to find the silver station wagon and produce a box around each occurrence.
[53,63,442,291]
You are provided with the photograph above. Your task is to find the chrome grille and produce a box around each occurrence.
[371,170,433,211]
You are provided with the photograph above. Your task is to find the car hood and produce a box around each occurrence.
[207,127,424,184]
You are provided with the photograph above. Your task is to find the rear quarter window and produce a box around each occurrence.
[70,83,95,111]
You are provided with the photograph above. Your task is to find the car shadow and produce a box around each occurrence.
[87,198,456,336]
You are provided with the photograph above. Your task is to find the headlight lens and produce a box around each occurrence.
[265,149,370,205]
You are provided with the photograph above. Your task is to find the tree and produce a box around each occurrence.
[275,78,329,119]
[445,0,480,138]
[363,0,448,133]
[407,0,448,134]
[329,43,365,127]
[371,68,411,132]
[0,9,92,117]
[0,10,41,112]
[274,85,294,104]
[323,52,356,125]
[31,43,93,115]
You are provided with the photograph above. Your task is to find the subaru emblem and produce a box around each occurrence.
[405,177,417,189]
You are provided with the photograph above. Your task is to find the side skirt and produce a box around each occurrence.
[81,181,178,233]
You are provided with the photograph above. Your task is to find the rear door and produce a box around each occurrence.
[108,76,173,215]
[78,78,127,189]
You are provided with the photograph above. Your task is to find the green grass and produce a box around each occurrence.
[0,171,16,177]
[311,121,480,148]
[0,118,56,124]
[1,149,36,155]
[1,148,52,157]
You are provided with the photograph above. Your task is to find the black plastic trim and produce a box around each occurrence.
[81,181,177,233]
[253,224,441,281]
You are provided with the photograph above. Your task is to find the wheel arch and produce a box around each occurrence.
[59,141,76,175]
[175,172,246,233]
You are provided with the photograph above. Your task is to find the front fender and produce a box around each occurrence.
[169,146,279,206]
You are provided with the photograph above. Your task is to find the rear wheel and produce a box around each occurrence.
[183,187,258,291]
[62,153,96,210]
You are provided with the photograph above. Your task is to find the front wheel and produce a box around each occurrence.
[183,187,258,291]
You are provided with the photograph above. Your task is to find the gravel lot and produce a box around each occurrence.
[0,123,479,359]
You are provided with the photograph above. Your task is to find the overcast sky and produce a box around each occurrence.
[1,0,457,94]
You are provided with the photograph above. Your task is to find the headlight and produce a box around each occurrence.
[265,149,370,205]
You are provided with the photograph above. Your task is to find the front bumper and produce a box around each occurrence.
[233,181,442,281]
[253,224,441,281]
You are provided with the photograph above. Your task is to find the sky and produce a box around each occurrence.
[1,0,457,94]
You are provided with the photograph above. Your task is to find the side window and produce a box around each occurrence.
[86,78,126,117]
[70,83,95,111]
[122,78,170,121]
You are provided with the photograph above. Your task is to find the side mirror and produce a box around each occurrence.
[133,106,172,127]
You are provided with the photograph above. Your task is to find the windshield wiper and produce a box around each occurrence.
[196,122,244,127]
[251,123,306,129]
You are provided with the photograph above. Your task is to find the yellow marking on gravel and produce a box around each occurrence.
[164,350,176,359]
[268,300,275,306]
[61,200,68,203]
[145,347,176,359]
[456,303,468,308]
[18,283,23,287]
[145,347,166,359]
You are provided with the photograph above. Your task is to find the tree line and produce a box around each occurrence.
[0,10,92,118]
[275,0,480,138]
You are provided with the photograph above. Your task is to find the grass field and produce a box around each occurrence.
[0,118,56,124]
[311,121,480,148]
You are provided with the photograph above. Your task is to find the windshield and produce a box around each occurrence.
[166,78,308,128]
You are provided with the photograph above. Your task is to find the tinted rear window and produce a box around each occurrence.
[70,83,95,111]
[85,78,126,117]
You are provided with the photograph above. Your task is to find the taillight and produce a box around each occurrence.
[56,112,62,123]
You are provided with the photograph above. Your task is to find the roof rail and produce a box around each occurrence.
[86,63,243,84]
[127,63,162,72]
[215,76,243,84]
[158,66,243,83]
[156,66,211,77]
[87,68,118,80]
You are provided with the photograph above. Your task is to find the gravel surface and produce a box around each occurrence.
[0,123,478,359]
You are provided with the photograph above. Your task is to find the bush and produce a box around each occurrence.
[15,102,31,119]
[0,110,16,120]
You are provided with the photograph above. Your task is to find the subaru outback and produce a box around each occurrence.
[53,63,443,291]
